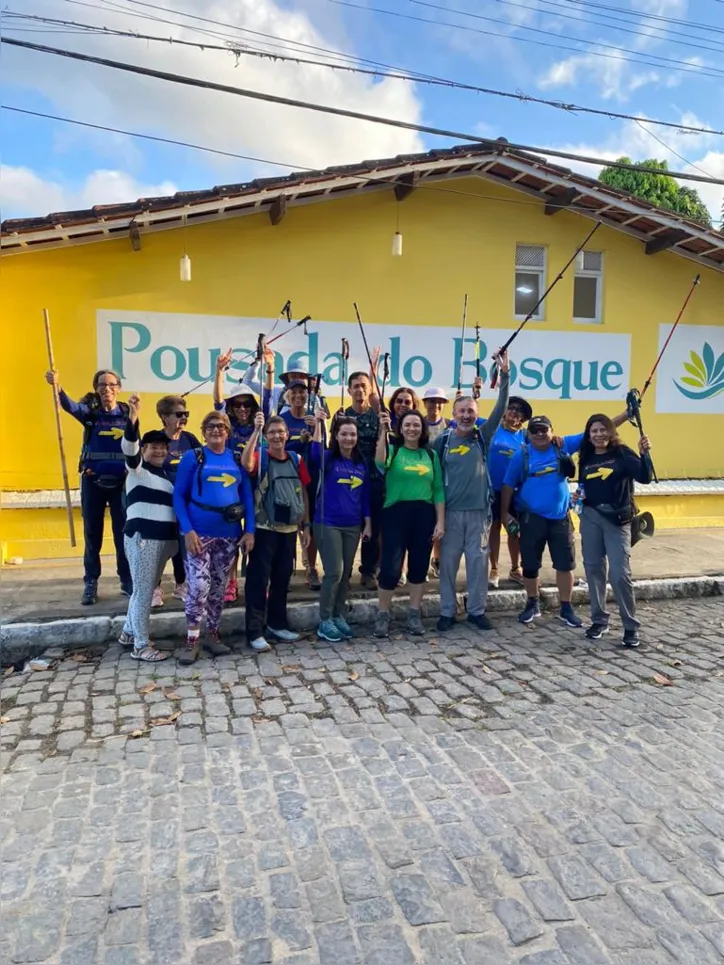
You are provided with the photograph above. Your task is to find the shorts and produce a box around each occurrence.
[519,511,575,578]
[491,490,517,523]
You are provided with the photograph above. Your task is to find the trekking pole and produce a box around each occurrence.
[340,337,350,411]
[491,221,602,387]
[473,323,481,400]
[456,294,468,396]
[43,309,77,547]
[353,302,388,412]
[379,353,390,408]
[641,274,701,398]
[626,388,658,483]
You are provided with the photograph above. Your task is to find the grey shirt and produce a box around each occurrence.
[433,373,510,512]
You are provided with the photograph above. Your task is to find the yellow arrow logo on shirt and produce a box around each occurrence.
[207,473,237,487]
[499,448,515,457]
[170,458,180,465]
[532,466,557,476]
[586,466,614,481]
[404,463,430,475]
[98,427,124,440]
[449,445,470,455]
[338,476,363,490]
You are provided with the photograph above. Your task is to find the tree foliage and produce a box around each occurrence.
[598,157,712,228]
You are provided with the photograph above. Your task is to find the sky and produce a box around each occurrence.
[1,0,723,225]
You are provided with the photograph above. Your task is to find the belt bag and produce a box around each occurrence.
[191,498,244,523]
[92,474,125,490]
[593,502,634,526]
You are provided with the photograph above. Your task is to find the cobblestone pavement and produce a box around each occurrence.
[2,597,724,965]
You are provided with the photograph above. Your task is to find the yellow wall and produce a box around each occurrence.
[1,175,723,497]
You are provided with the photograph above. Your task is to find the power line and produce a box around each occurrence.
[558,0,724,35]
[3,35,724,191]
[4,104,722,225]
[6,11,724,141]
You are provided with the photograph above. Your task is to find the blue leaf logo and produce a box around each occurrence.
[674,343,724,400]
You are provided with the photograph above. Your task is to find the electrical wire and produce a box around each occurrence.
[5,11,724,140]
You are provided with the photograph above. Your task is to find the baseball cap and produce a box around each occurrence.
[528,415,552,432]
[423,387,449,402]
[286,379,308,391]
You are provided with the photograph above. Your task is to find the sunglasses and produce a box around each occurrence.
[206,423,227,432]
[172,411,190,418]
[529,427,550,436]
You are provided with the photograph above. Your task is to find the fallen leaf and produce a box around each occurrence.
[0,716,9,725]
[150,711,181,727]
[714,670,724,678]
[482,665,494,675]
[653,672,673,687]
[162,687,181,701]
[129,729,147,739]
[191,672,201,680]
[69,652,88,663]
[252,687,263,700]
[4,667,14,678]
[281,665,300,672]
[593,669,609,676]
[349,672,359,681]
[670,660,683,668]
[251,715,270,723]
[139,682,157,695]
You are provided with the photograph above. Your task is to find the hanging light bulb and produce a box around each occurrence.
[391,231,403,257]
[179,253,192,282]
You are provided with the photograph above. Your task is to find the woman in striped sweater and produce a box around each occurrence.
[119,394,178,662]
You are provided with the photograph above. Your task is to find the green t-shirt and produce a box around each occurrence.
[376,445,445,508]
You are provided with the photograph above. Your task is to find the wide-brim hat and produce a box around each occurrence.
[508,395,533,422]
[423,386,449,402]
[226,384,259,404]
[281,361,310,384]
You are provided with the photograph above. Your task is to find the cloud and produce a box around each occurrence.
[3,0,424,186]
[538,47,672,101]
[0,166,177,219]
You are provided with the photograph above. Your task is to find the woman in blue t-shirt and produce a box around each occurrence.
[487,395,532,588]
[309,414,371,643]
[174,412,255,664]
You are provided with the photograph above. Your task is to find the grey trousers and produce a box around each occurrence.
[439,509,490,617]
[580,505,639,631]
[315,524,361,621]
[123,533,177,647]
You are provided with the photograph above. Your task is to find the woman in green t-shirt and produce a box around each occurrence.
[372,409,445,638]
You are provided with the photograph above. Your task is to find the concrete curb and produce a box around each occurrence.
[1,574,721,666]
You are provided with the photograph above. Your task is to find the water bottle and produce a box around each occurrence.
[572,487,584,517]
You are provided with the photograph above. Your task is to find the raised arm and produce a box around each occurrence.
[375,411,391,469]
[480,350,510,445]
[241,412,264,473]
[213,348,233,406]
[122,394,142,472]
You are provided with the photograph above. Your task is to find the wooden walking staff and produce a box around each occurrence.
[43,308,77,546]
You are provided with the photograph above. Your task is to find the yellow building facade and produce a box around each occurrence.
[1,151,723,560]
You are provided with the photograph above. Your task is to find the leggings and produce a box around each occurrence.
[184,536,239,633]
[379,500,436,591]
[123,533,177,647]
[314,524,361,620]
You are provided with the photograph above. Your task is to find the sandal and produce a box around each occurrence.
[176,643,200,665]
[509,568,525,586]
[130,645,168,662]
[119,631,134,647]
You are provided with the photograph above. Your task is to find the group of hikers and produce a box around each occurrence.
[46,338,652,661]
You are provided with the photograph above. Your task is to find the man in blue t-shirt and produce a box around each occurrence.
[501,415,585,628]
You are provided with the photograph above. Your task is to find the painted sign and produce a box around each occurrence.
[97,310,631,402]
[654,324,724,415]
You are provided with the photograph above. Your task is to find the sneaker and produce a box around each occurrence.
[317,619,343,642]
[468,613,493,631]
[332,616,354,639]
[360,573,378,591]
[406,608,425,636]
[306,567,322,591]
[559,602,583,628]
[173,582,187,601]
[249,636,272,653]
[585,623,610,640]
[488,568,500,589]
[397,573,407,587]
[81,581,98,606]
[118,630,134,647]
[268,627,300,642]
[373,611,390,639]
[224,579,238,603]
[151,586,164,608]
[430,558,440,578]
[120,582,133,598]
[518,598,542,624]
[508,568,525,586]
[622,629,640,648]
[436,615,456,632]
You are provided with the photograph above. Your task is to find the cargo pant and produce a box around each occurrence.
[580,505,639,632]
[439,509,490,618]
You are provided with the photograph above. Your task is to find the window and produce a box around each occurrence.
[515,244,546,319]
[573,250,603,323]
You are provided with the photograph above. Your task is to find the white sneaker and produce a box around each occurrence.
[268,627,300,642]
[151,587,164,608]
[172,582,187,601]
[488,569,499,589]
[249,636,272,652]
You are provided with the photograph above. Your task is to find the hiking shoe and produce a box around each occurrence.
[468,613,493,631]
[373,611,390,639]
[151,586,164,608]
[118,630,134,647]
[173,582,187,601]
[430,558,440,578]
[585,623,610,640]
[203,633,231,656]
[360,573,378,591]
[559,602,583,628]
[268,627,300,642]
[332,616,354,639]
[508,568,525,586]
[317,619,343,642]
[622,629,640,648]
[406,608,425,636]
[120,582,133,598]
[518,598,542,624]
[81,582,98,606]
[249,636,272,653]
[306,567,322,590]
[488,568,500,589]
[224,579,238,603]
[436,615,456,632]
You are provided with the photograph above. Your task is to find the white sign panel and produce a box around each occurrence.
[654,323,724,415]
[97,310,631,402]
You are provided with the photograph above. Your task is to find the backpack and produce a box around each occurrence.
[79,398,130,472]
[387,441,435,472]
[521,442,576,482]
[255,448,305,527]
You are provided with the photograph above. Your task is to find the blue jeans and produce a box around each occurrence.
[80,474,131,586]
